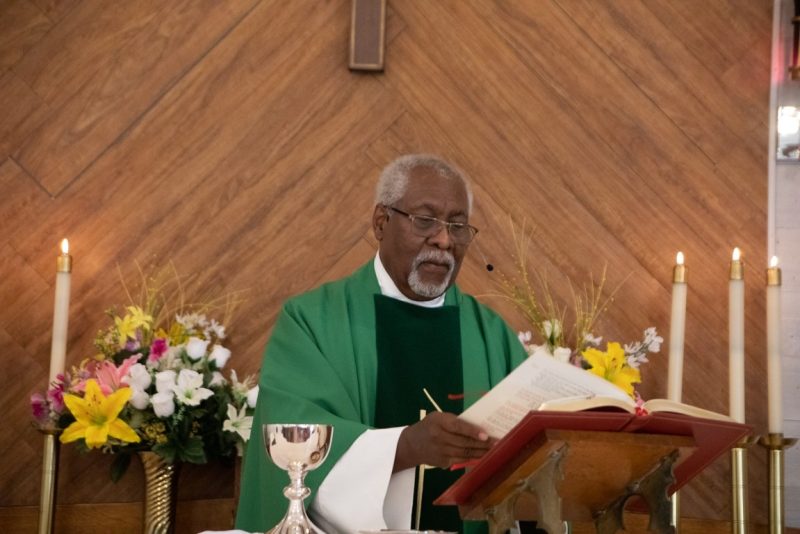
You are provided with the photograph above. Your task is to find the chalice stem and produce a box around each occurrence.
[268,465,323,534]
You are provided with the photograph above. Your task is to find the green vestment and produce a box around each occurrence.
[235,260,527,533]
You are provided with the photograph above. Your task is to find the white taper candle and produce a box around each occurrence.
[667,251,687,402]
[49,239,71,382]
[766,256,782,434]
[729,247,745,423]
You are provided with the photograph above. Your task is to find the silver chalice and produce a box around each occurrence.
[263,423,334,534]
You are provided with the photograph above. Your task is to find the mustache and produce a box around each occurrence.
[412,249,455,270]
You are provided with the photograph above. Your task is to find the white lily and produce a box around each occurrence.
[223,403,253,442]
[246,385,259,408]
[172,369,213,406]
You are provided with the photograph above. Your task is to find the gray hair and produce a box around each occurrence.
[374,154,473,214]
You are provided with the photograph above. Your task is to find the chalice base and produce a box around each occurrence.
[267,512,325,534]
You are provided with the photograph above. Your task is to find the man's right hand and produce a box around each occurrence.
[392,412,492,472]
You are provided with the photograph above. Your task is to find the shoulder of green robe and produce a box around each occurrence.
[449,284,508,326]
[451,284,527,367]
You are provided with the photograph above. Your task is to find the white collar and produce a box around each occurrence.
[373,253,446,308]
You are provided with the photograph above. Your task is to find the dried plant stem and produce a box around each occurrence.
[114,261,247,347]
[491,218,627,352]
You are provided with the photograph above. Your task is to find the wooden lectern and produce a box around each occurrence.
[435,411,751,534]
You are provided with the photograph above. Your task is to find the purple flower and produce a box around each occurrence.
[46,387,64,413]
[148,338,169,364]
[31,393,48,421]
[75,368,92,382]
[44,373,67,413]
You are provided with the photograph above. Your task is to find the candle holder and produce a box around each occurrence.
[730,435,758,534]
[37,428,61,534]
[758,433,797,534]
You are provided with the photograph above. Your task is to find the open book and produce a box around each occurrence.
[460,353,731,439]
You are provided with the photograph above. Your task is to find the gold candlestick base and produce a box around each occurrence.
[730,436,758,534]
[758,433,797,534]
[37,428,61,534]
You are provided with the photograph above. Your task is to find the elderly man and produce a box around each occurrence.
[236,155,527,533]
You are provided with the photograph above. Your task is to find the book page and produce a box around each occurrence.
[643,398,732,422]
[460,354,632,438]
[538,395,635,414]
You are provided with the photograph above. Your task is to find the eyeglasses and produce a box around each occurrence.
[386,206,478,245]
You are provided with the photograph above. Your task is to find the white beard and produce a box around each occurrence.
[407,249,455,298]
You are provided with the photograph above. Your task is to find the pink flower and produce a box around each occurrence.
[47,387,64,413]
[148,338,168,364]
[76,355,141,395]
[633,391,649,416]
[31,393,48,422]
[46,373,67,413]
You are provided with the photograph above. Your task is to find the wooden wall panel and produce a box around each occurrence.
[0,0,773,529]
[0,70,50,156]
[13,0,261,195]
[0,0,52,70]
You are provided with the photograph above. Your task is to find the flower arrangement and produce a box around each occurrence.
[496,224,662,402]
[31,266,257,480]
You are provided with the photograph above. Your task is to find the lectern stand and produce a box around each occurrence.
[436,411,751,534]
[458,430,693,534]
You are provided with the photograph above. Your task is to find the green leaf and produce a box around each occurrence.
[178,437,207,464]
[152,443,177,464]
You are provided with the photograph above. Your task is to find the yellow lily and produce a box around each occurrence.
[126,306,153,330]
[168,321,188,345]
[60,379,141,449]
[582,342,641,397]
[114,314,139,341]
[114,306,153,341]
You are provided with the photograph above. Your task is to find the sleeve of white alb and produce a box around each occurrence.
[308,427,415,532]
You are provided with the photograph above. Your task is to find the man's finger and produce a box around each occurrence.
[439,414,489,441]
[440,434,492,452]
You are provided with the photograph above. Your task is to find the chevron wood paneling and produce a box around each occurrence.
[0,0,51,71]
[0,0,773,530]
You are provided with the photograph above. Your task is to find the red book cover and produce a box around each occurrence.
[434,410,751,506]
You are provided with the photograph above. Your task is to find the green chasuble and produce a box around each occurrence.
[236,260,527,533]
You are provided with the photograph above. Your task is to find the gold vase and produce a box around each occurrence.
[139,451,180,534]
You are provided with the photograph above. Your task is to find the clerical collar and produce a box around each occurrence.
[374,253,445,308]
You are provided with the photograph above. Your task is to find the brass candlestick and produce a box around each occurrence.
[730,436,758,534]
[758,433,797,534]
[37,429,61,534]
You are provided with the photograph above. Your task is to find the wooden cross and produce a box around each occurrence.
[349,0,386,71]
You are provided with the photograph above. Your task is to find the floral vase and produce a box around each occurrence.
[139,451,180,534]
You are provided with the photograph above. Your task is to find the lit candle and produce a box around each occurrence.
[766,256,782,434]
[729,248,745,423]
[49,239,72,382]
[667,252,687,402]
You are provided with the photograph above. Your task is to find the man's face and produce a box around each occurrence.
[373,166,470,301]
